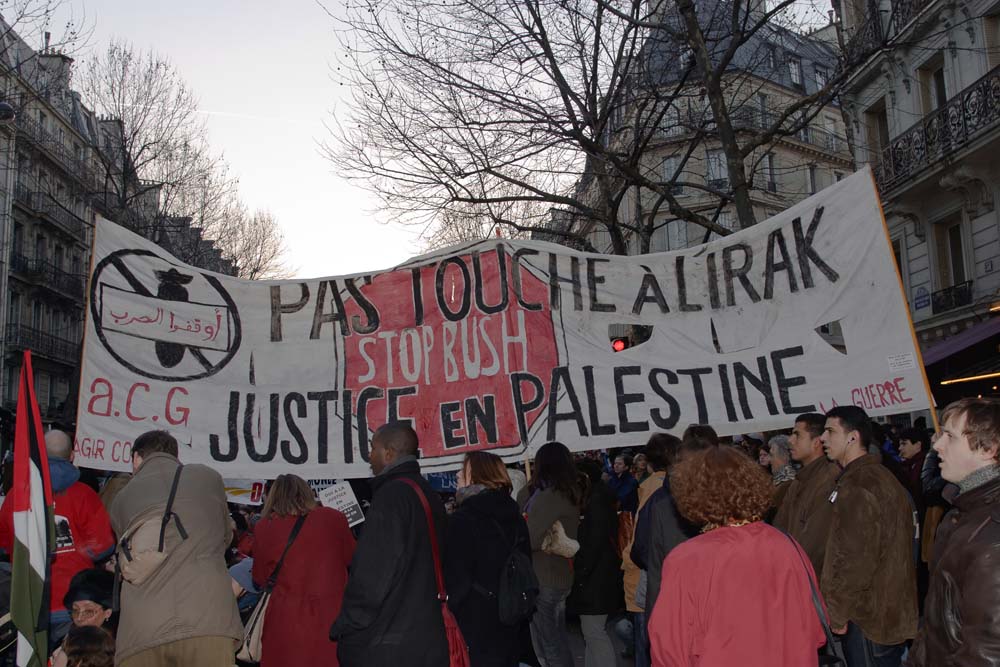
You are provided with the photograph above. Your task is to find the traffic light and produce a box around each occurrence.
[611,337,629,352]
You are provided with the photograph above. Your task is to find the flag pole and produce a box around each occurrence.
[869,169,940,431]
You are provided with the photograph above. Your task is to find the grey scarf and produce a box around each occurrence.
[456,483,487,506]
[958,464,1000,495]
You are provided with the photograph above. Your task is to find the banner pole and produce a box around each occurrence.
[869,169,940,432]
[524,454,531,483]
[73,217,102,444]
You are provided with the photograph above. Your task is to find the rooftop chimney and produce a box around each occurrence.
[43,31,50,52]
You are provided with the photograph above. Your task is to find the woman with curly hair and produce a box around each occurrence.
[648,446,828,666]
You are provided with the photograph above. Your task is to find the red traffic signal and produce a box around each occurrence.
[611,337,629,352]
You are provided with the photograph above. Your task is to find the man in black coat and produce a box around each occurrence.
[631,426,716,614]
[330,423,448,667]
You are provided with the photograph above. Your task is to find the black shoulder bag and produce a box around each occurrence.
[779,530,845,666]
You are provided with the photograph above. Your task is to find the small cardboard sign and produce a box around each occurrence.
[224,479,265,506]
[319,481,365,527]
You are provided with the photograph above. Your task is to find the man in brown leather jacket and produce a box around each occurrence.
[821,406,917,667]
[908,398,1000,667]
[773,412,839,579]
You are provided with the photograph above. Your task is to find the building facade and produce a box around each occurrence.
[579,9,853,256]
[837,0,1000,401]
[0,25,234,432]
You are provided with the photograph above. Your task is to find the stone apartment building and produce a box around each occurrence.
[0,26,233,430]
[573,6,853,257]
[837,0,1000,403]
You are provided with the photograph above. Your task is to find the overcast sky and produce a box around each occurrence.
[68,0,421,278]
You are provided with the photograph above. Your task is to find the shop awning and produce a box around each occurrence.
[923,316,1000,366]
[939,355,1000,386]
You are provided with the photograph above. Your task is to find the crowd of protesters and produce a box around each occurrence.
[0,396,995,666]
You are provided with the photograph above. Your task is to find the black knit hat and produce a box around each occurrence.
[63,568,114,610]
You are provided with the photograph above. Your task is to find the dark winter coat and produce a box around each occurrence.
[631,476,698,611]
[907,474,1000,667]
[330,458,448,667]
[606,471,639,513]
[772,456,840,580]
[444,488,530,667]
[568,480,622,615]
[820,454,918,645]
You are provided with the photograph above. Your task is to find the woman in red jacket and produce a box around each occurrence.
[253,475,356,666]
[648,446,828,667]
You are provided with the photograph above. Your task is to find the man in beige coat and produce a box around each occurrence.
[110,430,242,667]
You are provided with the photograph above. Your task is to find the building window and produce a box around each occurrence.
[756,93,769,126]
[864,98,890,159]
[35,234,46,261]
[933,213,968,288]
[5,365,18,405]
[12,224,22,255]
[789,57,803,86]
[815,67,828,90]
[717,210,737,231]
[768,46,778,71]
[667,220,687,250]
[662,156,683,193]
[32,301,42,330]
[35,372,49,411]
[808,165,818,194]
[763,153,777,192]
[918,53,948,113]
[985,14,1000,70]
[662,104,683,137]
[8,293,20,328]
[707,150,727,187]
[835,171,845,181]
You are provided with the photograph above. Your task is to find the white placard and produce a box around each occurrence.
[319,482,365,527]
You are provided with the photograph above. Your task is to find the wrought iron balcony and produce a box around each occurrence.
[729,107,850,156]
[931,280,974,315]
[10,253,85,299]
[874,64,1000,192]
[15,187,88,240]
[16,114,99,190]
[841,0,933,65]
[843,15,884,65]
[5,324,80,365]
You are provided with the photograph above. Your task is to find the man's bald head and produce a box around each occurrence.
[373,422,419,456]
[44,430,73,461]
[369,422,419,475]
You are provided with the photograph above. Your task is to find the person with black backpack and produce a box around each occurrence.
[444,451,536,667]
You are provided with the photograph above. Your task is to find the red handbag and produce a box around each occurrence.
[398,478,471,667]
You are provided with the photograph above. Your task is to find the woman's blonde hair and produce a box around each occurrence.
[261,474,317,517]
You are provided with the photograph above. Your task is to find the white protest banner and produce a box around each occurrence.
[73,168,932,477]
[224,479,265,506]
[319,482,365,527]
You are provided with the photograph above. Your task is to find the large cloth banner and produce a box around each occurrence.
[74,168,931,477]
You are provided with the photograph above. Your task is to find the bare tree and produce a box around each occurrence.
[212,207,290,280]
[78,39,222,229]
[78,39,289,277]
[324,0,875,254]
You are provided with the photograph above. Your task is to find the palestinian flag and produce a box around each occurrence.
[10,351,54,667]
